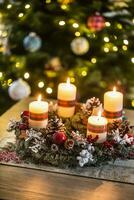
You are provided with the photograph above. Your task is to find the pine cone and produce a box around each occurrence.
[86,97,100,109]
[108,121,121,132]
[108,120,130,136]
[85,97,101,111]
[81,97,100,116]
[75,102,82,113]
[119,120,130,136]
[46,115,65,135]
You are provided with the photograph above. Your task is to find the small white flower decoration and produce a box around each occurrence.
[77,147,94,167]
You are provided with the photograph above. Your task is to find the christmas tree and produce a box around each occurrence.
[0,0,134,114]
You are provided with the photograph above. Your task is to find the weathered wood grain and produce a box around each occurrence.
[0,165,133,200]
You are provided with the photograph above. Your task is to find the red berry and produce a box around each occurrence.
[127,133,133,138]
[21,110,29,118]
[87,135,99,143]
[19,123,28,130]
[53,131,67,145]
[103,141,112,149]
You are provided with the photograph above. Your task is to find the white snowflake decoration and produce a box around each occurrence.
[112,129,134,145]
[77,144,94,167]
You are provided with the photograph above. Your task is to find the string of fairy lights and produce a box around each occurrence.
[0,0,134,105]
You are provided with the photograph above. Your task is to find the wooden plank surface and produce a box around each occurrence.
[0,165,133,200]
[0,98,134,200]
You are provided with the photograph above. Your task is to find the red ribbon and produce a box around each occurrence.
[87,124,107,133]
[58,99,76,107]
[103,110,122,119]
[30,112,48,121]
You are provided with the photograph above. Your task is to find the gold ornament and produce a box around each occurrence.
[44,57,62,78]
[58,0,74,5]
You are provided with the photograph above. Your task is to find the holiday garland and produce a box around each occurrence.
[1,98,134,168]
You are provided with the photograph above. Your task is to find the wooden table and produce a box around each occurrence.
[0,98,134,200]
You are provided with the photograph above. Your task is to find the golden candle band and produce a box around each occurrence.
[103,110,122,119]
[30,112,48,121]
[58,99,76,107]
[87,124,107,133]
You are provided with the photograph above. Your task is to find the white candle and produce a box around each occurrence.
[57,78,77,118]
[29,95,48,129]
[87,111,107,143]
[104,87,123,122]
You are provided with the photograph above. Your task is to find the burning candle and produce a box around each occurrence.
[87,111,108,143]
[104,87,123,123]
[29,95,48,129]
[57,78,77,118]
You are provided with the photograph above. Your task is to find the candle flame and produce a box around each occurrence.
[67,77,70,84]
[113,86,116,92]
[38,94,42,101]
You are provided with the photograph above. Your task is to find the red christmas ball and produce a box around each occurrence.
[87,13,105,32]
[21,110,29,123]
[19,123,28,130]
[53,131,67,145]
[21,110,29,118]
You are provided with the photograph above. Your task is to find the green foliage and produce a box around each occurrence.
[5,101,134,168]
